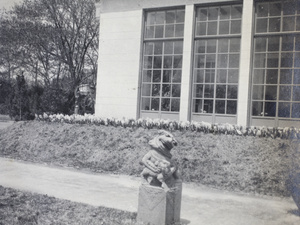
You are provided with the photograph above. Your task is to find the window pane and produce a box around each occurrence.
[283,2,295,15]
[282,36,294,51]
[162,84,171,97]
[257,3,268,17]
[227,100,237,114]
[145,43,154,55]
[279,86,291,100]
[267,53,279,68]
[204,100,214,113]
[194,84,203,98]
[230,20,241,34]
[252,101,264,116]
[151,98,159,111]
[283,16,296,31]
[146,12,156,25]
[252,85,264,100]
[265,102,276,117]
[230,39,240,52]
[293,86,300,101]
[220,6,230,20]
[164,42,173,54]
[218,39,229,53]
[208,7,218,20]
[204,84,214,98]
[163,70,171,82]
[294,69,300,84]
[207,39,217,53]
[269,2,282,16]
[142,98,151,110]
[173,70,182,82]
[164,56,172,68]
[231,5,242,19]
[206,54,216,68]
[174,41,183,54]
[294,52,300,68]
[154,42,163,54]
[145,26,155,38]
[161,98,170,111]
[254,53,266,68]
[197,22,207,35]
[217,69,227,83]
[173,56,182,68]
[194,70,204,83]
[166,11,175,24]
[155,25,164,38]
[281,53,293,68]
[142,84,151,96]
[253,69,265,84]
[199,9,208,21]
[171,98,180,111]
[255,38,267,52]
[228,69,239,83]
[156,11,165,24]
[152,84,160,96]
[207,22,218,35]
[215,100,225,114]
[280,69,292,84]
[266,69,278,84]
[256,18,268,33]
[153,56,162,68]
[216,85,226,98]
[292,103,300,118]
[175,24,184,37]
[176,10,185,23]
[227,85,238,99]
[195,55,205,68]
[269,18,281,32]
[229,54,240,68]
[144,56,153,69]
[196,40,206,53]
[265,86,277,100]
[143,70,152,82]
[165,25,175,37]
[268,37,280,51]
[278,102,291,118]
[219,21,230,34]
[193,99,203,113]
[205,70,215,83]
[218,54,228,68]
[172,84,181,97]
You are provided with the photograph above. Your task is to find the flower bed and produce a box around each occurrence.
[36,113,300,139]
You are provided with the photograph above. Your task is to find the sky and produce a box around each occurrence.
[0,0,23,10]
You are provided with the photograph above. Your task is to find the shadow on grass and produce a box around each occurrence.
[288,209,300,217]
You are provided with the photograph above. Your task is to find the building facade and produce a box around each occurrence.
[95,0,300,128]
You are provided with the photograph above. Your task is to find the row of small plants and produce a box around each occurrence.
[35,113,300,139]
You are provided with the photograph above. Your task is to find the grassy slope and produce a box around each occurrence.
[0,121,295,197]
[0,186,137,225]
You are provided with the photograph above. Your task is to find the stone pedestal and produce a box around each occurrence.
[137,181,182,225]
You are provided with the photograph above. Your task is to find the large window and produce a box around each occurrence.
[252,1,300,125]
[140,9,185,119]
[192,4,242,123]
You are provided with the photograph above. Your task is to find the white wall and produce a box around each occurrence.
[95,10,143,119]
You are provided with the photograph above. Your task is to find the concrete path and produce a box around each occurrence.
[0,157,300,225]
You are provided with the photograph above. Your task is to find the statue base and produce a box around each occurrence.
[137,181,182,225]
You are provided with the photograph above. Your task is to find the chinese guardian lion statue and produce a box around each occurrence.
[140,130,181,190]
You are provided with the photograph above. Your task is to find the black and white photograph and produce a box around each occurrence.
[0,0,300,224]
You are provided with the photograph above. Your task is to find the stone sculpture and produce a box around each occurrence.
[137,130,182,225]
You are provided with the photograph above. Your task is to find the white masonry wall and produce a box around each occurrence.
[95,10,143,119]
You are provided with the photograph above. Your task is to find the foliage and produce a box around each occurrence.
[0,0,99,116]
[35,113,300,139]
